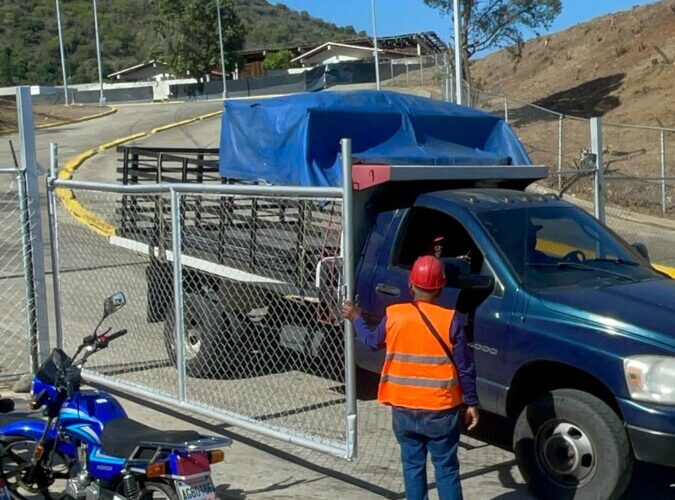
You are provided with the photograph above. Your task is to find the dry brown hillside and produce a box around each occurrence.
[471,0,675,127]
[464,1,675,215]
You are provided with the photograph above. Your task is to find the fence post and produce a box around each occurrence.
[444,74,452,102]
[340,138,357,460]
[16,86,50,368]
[420,55,424,86]
[660,129,667,214]
[590,117,606,223]
[47,143,64,350]
[503,97,509,123]
[558,115,563,191]
[171,188,187,402]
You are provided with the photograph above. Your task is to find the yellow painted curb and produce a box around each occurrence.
[58,109,221,237]
[198,111,223,121]
[56,148,115,237]
[654,265,675,278]
[98,132,146,151]
[150,117,198,134]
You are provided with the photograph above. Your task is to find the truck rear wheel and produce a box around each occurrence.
[163,293,246,378]
[513,389,632,500]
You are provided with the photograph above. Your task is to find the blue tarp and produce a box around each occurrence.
[219,90,531,187]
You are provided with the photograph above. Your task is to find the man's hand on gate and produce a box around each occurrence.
[464,405,479,431]
[341,300,362,321]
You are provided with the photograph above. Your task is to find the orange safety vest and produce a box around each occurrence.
[378,302,463,411]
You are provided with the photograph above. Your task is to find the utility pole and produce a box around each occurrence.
[453,0,463,105]
[370,0,381,91]
[92,0,105,106]
[216,0,228,99]
[55,0,69,105]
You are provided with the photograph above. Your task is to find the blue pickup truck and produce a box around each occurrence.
[117,91,674,499]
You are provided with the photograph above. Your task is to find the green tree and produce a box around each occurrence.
[424,0,561,85]
[262,49,294,71]
[153,0,245,84]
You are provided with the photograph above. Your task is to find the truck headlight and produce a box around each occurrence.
[624,356,675,404]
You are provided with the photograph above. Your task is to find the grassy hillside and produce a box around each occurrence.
[235,0,363,50]
[0,0,363,86]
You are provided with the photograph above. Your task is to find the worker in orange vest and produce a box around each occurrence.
[342,255,479,500]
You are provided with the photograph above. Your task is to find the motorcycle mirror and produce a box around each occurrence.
[103,292,126,318]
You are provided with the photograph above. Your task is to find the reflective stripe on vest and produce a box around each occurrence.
[378,302,463,411]
[379,374,460,389]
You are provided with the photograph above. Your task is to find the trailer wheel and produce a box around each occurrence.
[513,389,633,500]
[163,293,246,378]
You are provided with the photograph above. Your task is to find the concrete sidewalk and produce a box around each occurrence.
[3,389,674,499]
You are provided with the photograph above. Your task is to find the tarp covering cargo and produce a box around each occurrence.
[219,90,531,187]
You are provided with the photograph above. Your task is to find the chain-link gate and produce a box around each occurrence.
[47,144,357,459]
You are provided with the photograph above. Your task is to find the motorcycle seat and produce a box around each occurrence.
[100,417,201,458]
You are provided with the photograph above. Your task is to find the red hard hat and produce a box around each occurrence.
[410,256,446,291]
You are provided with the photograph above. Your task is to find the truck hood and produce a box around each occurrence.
[537,279,675,350]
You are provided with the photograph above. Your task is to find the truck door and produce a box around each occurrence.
[368,206,519,415]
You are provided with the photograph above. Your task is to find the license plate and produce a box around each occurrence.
[175,477,217,500]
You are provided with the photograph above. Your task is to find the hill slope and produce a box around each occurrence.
[471,0,675,127]
[235,0,363,50]
[0,0,363,86]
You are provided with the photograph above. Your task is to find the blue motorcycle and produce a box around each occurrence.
[0,292,230,500]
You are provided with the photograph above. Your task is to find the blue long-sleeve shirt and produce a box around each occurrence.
[352,310,478,406]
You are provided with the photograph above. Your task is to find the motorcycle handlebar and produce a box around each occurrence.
[102,329,128,343]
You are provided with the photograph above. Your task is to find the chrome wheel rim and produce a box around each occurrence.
[536,420,596,486]
[184,320,202,360]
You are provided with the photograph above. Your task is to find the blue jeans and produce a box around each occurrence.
[392,406,463,500]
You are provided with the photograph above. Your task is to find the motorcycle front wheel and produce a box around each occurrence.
[0,436,70,499]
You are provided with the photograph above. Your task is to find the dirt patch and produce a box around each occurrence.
[0,96,111,134]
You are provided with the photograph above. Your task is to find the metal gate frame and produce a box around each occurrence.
[0,87,50,380]
[46,140,358,460]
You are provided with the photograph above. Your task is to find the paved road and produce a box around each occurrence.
[0,100,223,174]
[1,101,674,499]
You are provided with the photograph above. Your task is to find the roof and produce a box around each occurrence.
[239,31,447,62]
[218,90,532,187]
[344,31,447,54]
[107,60,167,79]
[291,42,407,64]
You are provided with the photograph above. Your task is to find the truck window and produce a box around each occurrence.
[478,206,663,289]
[393,207,483,275]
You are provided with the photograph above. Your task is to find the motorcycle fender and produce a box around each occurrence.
[0,420,47,441]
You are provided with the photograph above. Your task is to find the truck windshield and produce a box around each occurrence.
[477,206,662,289]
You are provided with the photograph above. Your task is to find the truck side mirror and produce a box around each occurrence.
[631,242,650,262]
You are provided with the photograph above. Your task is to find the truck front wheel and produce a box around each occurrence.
[513,389,633,500]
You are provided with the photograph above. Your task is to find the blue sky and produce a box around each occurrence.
[272,0,661,53]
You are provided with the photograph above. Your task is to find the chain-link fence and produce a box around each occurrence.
[0,170,35,380]
[49,176,357,458]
